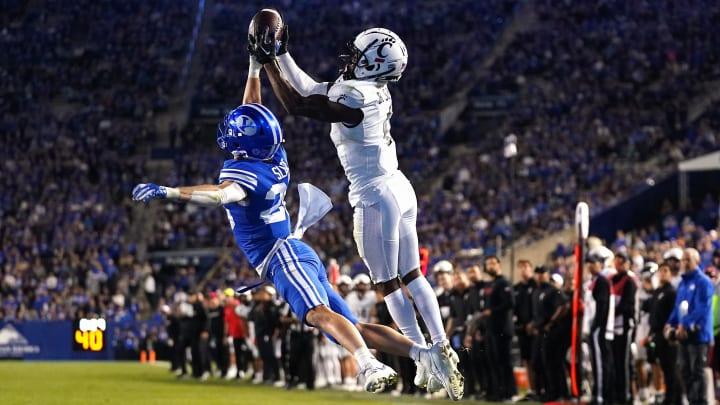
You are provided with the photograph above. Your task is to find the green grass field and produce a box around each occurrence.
[0,361,471,405]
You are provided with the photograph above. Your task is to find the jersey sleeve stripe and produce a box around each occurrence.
[218,174,257,190]
[219,170,258,183]
[221,168,258,178]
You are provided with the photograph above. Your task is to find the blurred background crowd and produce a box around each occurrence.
[1,0,720,401]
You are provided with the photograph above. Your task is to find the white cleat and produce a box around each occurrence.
[414,360,430,388]
[358,359,398,393]
[426,374,445,393]
[424,340,464,400]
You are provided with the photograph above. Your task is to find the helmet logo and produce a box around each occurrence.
[376,39,393,58]
[234,115,258,136]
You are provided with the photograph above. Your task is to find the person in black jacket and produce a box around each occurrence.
[586,248,615,405]
[513,259,538,400]
[191,292,209,379]
[528,266,568,402]
[612,251,638,405]
[205,292,229,378]
[481,255,517,401]
[447,268,479,398]
[165,304,181,374]
[649,262,681,405]
[249,286,281,384]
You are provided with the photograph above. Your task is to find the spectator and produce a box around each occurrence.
[248,286,281,385]
[663,248,684,289]
[513,258,537,400]
[223,288,249,379]
[481,256,516,401]
[665,248,714,405]
[442,267,476,398]
[650,263,681,405]
[205,291,229,378]
[611,251,638,405]
[528,265,568,402]
[584,246,616,405]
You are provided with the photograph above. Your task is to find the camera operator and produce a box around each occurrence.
[664,248,714,405]
[650,263,681,405]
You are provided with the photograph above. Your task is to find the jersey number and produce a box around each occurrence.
[260,183,288,224]
[225,183,288,229]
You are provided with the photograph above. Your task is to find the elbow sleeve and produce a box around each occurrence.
[188,183,247,206]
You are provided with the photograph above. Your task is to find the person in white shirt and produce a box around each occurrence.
[345,274,378,324]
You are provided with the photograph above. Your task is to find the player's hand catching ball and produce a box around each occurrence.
[251,27,277,64]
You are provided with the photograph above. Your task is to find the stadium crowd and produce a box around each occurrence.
[102,218,720,402]
[1,0,720,401]
[0,0,196,325]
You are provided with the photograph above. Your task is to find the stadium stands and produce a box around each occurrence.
[2,4,720,396]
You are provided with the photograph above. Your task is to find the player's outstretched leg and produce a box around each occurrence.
[402,270,464,399]
[306,305,397,393]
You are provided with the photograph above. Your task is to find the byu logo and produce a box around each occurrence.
[234,115,258,136]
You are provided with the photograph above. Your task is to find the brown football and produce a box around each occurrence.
[249,9,283,41]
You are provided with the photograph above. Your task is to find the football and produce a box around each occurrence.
[249,8,283,41]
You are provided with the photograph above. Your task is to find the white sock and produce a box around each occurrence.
[409,343,424,362]
[354,347,375,370]
[384,288,427,346]
[406,277,447,344]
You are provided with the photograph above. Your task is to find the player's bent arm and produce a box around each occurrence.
[265,60,363,125]
[277,53,330,96]
[169,181,247,206]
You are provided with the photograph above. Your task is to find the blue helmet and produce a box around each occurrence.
[217,103,283,160]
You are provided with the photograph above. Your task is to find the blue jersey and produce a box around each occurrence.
[219,147,291,269]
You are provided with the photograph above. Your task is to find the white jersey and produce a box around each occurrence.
[327,79,400,207]
[344,290,377,323]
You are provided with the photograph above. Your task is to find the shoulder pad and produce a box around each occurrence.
[327,82,367,109]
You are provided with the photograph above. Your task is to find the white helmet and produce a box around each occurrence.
[433,260,454,274]
[353,273,372,286]
[587,245,614,267]
[337,274,354,288]
[341,28,408,82]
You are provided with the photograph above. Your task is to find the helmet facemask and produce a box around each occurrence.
[339,41,360,80]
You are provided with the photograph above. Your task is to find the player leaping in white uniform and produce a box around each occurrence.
[131,54,456,395]
[249,21,463,400]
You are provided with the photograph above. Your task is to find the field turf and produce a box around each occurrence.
[0,361,474,404]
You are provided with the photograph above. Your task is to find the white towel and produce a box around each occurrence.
[292,183,333,239]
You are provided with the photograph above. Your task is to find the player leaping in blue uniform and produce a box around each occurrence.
[131,56,453,393]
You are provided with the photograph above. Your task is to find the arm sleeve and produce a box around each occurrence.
[277,53,331,96]
[186,183,247,206]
